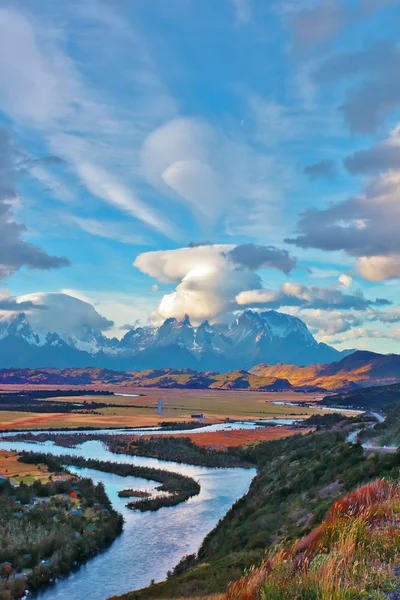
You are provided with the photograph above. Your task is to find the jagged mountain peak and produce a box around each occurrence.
[0,309,352,369]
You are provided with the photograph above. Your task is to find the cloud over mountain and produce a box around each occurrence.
[10,292,114,335]
[134,244,296,323]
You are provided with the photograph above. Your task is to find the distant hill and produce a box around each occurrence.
[0,350,398,392]
[0,366,294,391]
[322,382,400,410]
[250,351,400,391]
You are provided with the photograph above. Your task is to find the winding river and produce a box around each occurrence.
[0,436,256,600]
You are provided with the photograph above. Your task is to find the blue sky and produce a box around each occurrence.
[0,0,400,352]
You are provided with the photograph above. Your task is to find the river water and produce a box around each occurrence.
[0,437,255,600]
[0,419,297,438]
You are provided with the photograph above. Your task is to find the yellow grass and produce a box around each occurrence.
[219,480,400,600]
[0,450,56,483]
[0,388,358,430]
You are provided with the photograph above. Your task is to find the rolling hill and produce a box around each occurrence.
[0,350,398,392]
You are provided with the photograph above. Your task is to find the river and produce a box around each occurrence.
[0,437,256,600]
[0,419,297,438]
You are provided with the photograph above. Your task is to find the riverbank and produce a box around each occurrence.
[21,452,202,512]
[0,435,255,599]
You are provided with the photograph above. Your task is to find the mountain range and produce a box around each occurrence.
[0,350,399,392]
[0,309,350,370]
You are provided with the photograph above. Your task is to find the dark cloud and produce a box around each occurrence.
[344,134,400,175]
[314,41,400,133]
[187,241,213,247]
[314,41,395,84]
[0,297,46,311]
[0,128,70,278]
[372,310,400,323]
[119,322,141,331]
[288,0,395,55]
[228,244,296,274]
[288,2,349,54]
[285,168,400,259]
[33,155,66,166]
[236,282,388,311]
[304,160,336,180]
[374,298,392,306]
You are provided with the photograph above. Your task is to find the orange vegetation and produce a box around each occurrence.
[0,410,214,430]
[211,479,400,600]
[169,426,311,449]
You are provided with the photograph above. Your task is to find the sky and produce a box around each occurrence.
[0,0,400,353]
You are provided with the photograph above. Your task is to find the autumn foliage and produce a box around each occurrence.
[205,479,400,600]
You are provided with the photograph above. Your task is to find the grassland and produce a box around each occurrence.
[0,387,353,431]
[169,426,312,448]
[0,450,57,484]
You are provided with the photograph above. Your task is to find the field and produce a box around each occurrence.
[0,387,357,431]
[171,426,312,449]
[0,450,55,483]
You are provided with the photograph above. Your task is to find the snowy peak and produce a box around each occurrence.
[0,312,40,345]
[0,309,351,369]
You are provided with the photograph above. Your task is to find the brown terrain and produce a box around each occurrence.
[0,388,327,430]
[0,449,63,483]
[170,426,312,449]
[0,350,398,392]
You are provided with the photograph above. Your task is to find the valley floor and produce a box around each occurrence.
[0,388,346,432]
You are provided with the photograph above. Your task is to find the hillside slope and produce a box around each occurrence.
[0,350,398,392]
[251,350,400,391]
[216,479,400,600]
[323,381,400,410]
[112,422,400,599]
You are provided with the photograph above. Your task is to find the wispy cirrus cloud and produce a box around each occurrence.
[0,4,178,239]
[0,127,69,279]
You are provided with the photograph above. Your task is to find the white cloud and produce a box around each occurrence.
[0,8,75,126]
[62,288,153,338]
[141,118,226,223]
[134,244,295,323]
[141,116,290,238]
[338,273,353,288]
[70,216,150,246]
[0,6,179,239]
[287,168,400,281]
[14,292,113,334]
[357,255,400,282]
[287,307,364,336]
[55,144,177,238]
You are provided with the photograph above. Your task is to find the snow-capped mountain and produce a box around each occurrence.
[0,310,351,370]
